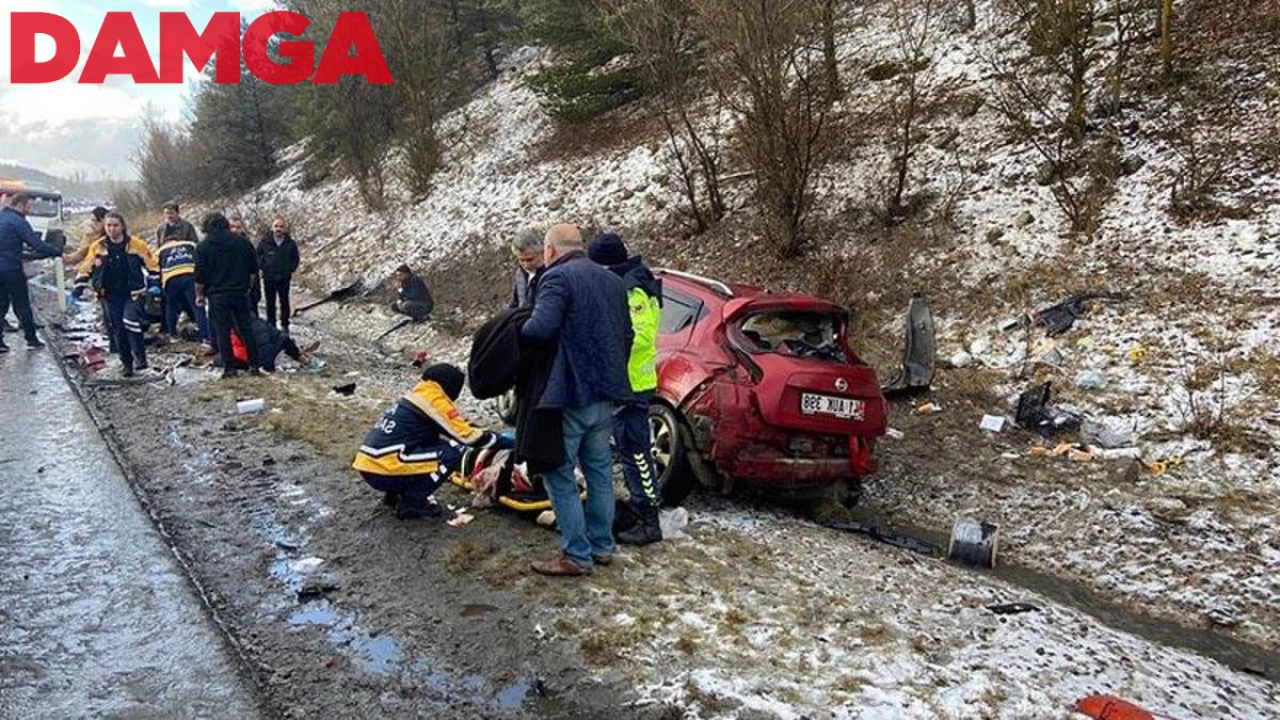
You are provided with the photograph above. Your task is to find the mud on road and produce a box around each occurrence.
[33,283,1280,719]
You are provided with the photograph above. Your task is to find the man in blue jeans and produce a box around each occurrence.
[520,223,634,577]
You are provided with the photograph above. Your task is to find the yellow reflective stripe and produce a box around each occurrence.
[352,451,440,476]
[404,381,482,444]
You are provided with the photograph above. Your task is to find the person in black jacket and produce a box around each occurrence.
[257,216,300,332]
[196,213,261,378]
[231,216,261,314]
[391,264,434,321]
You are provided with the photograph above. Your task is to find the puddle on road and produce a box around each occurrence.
[254,515,532,710]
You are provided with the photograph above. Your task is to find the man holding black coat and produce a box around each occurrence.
[196,213,261,378]
[257,216,300,332]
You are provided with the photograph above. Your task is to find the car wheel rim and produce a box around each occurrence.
[649,414,673,480]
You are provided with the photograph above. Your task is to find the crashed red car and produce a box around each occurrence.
[649,270,888,506]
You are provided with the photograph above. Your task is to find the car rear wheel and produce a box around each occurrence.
[648,403,696,507]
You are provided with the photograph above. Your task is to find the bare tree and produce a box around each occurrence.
[608,0,727,234]
[877,0,950,223]
[381,0,457,198]
[694,0,833,257]
[1158,0,1174,80]
[820,0,842,100]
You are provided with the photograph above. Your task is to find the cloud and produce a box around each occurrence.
[0,115,142,179]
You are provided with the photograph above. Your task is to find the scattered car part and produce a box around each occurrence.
[292,281,362,316]
[1015,382,1081,436]
[1002,291,1127,337]
[236,398,266,414]
[882,293,936,397]
[373,317,415,351]
[1074,694,1160,720]
[979,414,1006,433]
[948,516,999,568]
[986,602,1040,615]
[331,382,357,397]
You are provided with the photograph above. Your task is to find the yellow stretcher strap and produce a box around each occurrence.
[447,473,585,512]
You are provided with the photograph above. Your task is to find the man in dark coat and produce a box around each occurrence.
[155,202,200,248]
[195,213,261,378]
[519,223,633,577]
[508,228,544,309]
[391,264,434,321]
[0,193,62,351]
[257,216,301,331]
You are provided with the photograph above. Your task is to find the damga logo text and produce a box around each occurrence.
[8,11,393,85]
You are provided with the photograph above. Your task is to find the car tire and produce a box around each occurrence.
[648,403,696,507]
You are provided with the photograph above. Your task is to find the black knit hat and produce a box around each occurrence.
[420,363,465,401]
[587,232,628,267]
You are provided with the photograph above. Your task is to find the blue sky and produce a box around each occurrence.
[1,1,279,179]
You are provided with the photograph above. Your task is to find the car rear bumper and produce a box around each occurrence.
[726,441,878,489]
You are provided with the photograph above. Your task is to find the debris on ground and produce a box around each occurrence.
[447,512,476,527]
[1127,343,1149,366]
[1002,291,1127,337]
[1147,456,1185,476]
[885,427,906,440]
[882,294,936,397]
[237,398,267,414]
[1031,337,1066,368]
[979,414,1006,433]
[1073,694,1158,720]
[913,402,941,416]
[658,507,690,540]
[986,602,1040,615]
[331,383,357,397]
[1075,369,1108,389]
[1081,421,1135,449]
[948,517,999,568]
[1015,382,1082,436]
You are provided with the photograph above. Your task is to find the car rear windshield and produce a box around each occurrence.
[736,311,847,362]
[28,195,61,218]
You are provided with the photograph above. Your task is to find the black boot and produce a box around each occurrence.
[395,494,441,520]
[617,506,663,546]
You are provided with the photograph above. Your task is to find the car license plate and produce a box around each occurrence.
[800,393,864,420]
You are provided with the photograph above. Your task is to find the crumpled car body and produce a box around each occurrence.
[650,270,888,505]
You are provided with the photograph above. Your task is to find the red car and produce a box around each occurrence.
[650,269,888,506]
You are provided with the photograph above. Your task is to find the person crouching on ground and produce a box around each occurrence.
[588,232,664,545]
[353,364,512,519]
[158,234,210,348]
[73,212,159,377]
[228,315,322,372]
[391,264,434,321]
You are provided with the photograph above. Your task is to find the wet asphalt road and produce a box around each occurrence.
[0,346,260,719]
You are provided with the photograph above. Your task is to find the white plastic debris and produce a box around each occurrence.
[236,398,266,414]
[885,427,906,440]
[979,415,1006,433]
[659,507,689,540]
[447,512,475,527]
[949,351,974,368]
[290,557,324,574]
[1075,369,1108,390]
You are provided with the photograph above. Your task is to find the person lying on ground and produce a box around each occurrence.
[352,363,512,520]
[390,264,434,321]
[228,315,321,372]
[73,212,159,376]
[588,232,664,546]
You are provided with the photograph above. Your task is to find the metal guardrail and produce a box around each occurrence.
[656,268,734,297]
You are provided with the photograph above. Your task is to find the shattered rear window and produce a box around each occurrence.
[736,312,847,362]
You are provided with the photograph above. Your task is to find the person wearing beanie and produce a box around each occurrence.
[353,363,512,519]
[587,232,665,545]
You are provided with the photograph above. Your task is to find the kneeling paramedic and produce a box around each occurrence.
[352,364,512,519]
